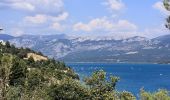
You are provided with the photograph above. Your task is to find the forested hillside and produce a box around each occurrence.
[0,41,170,100]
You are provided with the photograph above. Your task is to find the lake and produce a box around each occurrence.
[66,63,170,96]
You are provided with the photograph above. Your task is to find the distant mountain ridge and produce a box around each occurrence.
[3,34,170,63]
[153,34,170,45]
[0,34,15,41]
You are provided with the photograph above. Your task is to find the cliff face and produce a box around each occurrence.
[25,53,48,61]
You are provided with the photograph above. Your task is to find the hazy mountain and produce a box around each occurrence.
[7,34,170,63]
[152,34,170,47]
[0,34,15,41]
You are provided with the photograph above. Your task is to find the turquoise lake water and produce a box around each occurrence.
[66,63,170,96]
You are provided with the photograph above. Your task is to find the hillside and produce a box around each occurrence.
[153,34,170,46]
[0,41,80,99]
[7,34,170,63]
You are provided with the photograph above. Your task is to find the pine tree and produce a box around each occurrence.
[164,0,170,29]
[0,54,13,100]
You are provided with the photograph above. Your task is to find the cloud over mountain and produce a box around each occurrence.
[0,0,168,38]
[73,17,137,34]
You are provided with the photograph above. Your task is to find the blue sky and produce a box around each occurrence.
[0,0,169,38]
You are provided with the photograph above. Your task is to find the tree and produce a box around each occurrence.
[140,89,170,100]
[5,41,11,48]
[165,16,170,29]
[48,78,89,100]
[164,0,170,29]
[120,91,136,100]
[0,54,13,100]
[164,0,170,10]
[26,68,44,91]
[9,57,27,86]
[84,70,136,100]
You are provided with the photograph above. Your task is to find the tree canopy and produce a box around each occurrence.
[164,0,170,29]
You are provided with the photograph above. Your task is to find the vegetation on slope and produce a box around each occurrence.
[0,41,170,100]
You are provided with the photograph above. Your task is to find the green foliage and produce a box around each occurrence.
[140,89,170,100]
[84,70,119,90]
[164,0,170,10]
[9,57,27,86]
[6,86,22,100]
[0,41,36,59]
[0,42,170,100]
[0,42,80,99]
[48,78,89,100]
[27,56,35,64]
[5,41,11,48]
[0,54,13,100]
[26,69,44,90]
[165,16,170,29]
[120,91,136,100]
[84,70,135,100]
[164,0,170,29]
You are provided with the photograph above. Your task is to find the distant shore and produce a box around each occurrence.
[65,62,170,65]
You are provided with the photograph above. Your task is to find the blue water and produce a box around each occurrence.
[66,63,170,96]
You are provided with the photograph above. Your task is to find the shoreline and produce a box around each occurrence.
[65,62,170,65]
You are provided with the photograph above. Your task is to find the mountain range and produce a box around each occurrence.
[1,34,170,63]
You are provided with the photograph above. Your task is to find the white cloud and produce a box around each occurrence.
[24,14,47,24]
[9,28,24,36]
[23,12,69,25]
[114,20,137,31]
[153,1,170,15]
[73,18,113,31]
[103,0,125,11]
[11,2,35,11]
[22,12,69,31]
[0,0,35,11]
[0,0,64,15]
[0,0,67,34]
[73,17,137,33]
[51,12,69,22]
[50,22,64,31]
[73,22,91,32]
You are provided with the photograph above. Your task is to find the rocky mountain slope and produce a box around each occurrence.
[4,34,170,63]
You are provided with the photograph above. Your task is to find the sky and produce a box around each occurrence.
[0,0,170,38]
